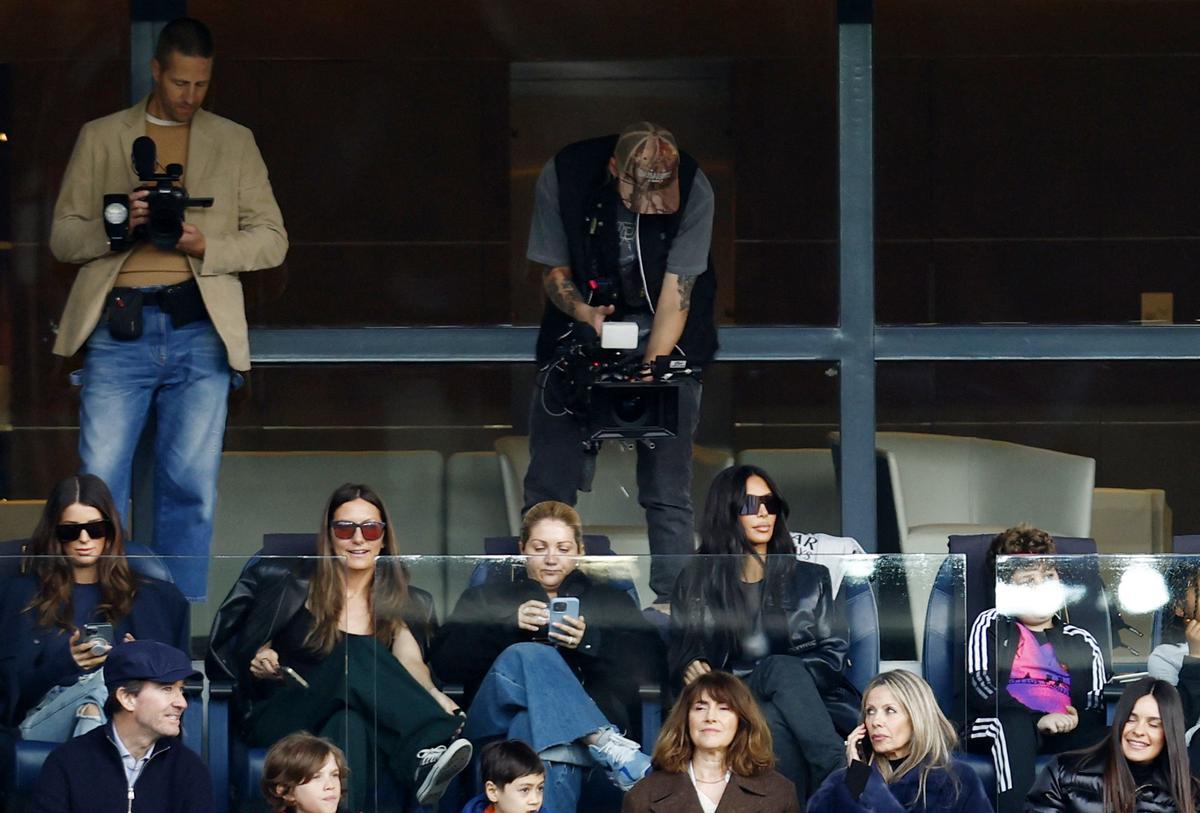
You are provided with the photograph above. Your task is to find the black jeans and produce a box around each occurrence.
[524,375,702,603]
[745,655,846,809]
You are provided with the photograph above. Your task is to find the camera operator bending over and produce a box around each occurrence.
[49,18,287,601]
[526,122,717,607]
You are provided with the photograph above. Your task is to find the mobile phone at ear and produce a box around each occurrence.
[548,597,581,640]
[856,732,873,762]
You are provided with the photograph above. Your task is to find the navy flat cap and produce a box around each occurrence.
[104,640,200,687]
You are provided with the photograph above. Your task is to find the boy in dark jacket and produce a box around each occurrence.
[461,740,545,813]
[31,640,214,813]
[967,525,1109,813]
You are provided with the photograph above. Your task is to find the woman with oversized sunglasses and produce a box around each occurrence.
[668,464,861,809]
[206,483,472,810]
[0,474,189,742]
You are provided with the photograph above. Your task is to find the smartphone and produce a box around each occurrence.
[281,665,310,689]
[82,623,115,656]
[856,727,874,762]
[548,597,581,644]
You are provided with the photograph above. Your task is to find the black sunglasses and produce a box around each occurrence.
[55,519,114,543]
[738,494,782,516]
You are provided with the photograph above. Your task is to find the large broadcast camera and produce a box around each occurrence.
[102,135,214,251]
[540,321,692,445]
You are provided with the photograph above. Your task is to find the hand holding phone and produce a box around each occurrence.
[82,623,115,656]
[547,597,582,649]
[845,723,870,767]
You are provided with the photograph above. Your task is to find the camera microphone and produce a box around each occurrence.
[132,135,157,179]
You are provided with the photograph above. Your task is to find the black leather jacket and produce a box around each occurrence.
[668,557,860,733]
[205,557,437,725]
[1026,753,1200,813]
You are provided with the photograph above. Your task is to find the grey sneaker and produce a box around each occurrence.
[413,737,473,806]
[587,727,652,791]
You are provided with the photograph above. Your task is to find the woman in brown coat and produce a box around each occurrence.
[622,671,800,813]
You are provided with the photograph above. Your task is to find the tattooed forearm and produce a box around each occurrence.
[676,275,696,311]
[543,266,584,317]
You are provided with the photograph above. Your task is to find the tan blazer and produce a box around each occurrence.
[49,98,287,371]
[621,769,802,813]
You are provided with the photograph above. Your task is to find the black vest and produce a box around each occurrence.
[535,135,718,366]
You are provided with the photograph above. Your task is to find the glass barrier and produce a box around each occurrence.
[986,553,1200,812]
[370,552,964,813]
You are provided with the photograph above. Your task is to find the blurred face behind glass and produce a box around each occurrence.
[864,685,913,761]
[1007,564,1062,629]
[521,519,581,594]
[737,475,776,551]
[59,502,109,571]
[1122,693,1165,763]
[149,51,212,124]
[331,498,385,573]
[688,691,738,754]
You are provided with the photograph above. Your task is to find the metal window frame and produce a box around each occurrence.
[136,3,1200,552]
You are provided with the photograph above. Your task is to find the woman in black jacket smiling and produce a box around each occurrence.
[669,464,860,808]
[1026,677,1200,813]
[206,482,471,809]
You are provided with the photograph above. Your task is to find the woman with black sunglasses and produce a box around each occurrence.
[206,483,472,811]
[669,464,861,809]
[0,474,189,741]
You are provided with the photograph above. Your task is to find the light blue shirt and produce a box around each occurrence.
[110,725,154,788]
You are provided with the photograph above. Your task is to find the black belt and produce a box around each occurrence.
[125,278,197,308]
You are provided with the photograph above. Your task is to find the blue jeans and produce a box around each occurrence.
[525,377,702,603]
[19,670,108,742]
[78,307,232,600]
[462,643,610,813]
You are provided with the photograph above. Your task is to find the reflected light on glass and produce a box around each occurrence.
[840,555,877,581]
[1116,563,1169,615]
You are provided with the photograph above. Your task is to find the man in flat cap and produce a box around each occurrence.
[525,122,717,607]
[32,640,213,813]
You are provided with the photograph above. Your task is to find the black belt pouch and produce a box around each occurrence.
[106,289,144,340]
[161,280,207,328]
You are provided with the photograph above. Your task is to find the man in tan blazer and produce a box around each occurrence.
[49,18,287,600]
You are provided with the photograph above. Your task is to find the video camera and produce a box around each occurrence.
[102,135,214,251]
[540,322,691,443]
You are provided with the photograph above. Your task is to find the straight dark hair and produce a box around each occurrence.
[154,17,214,63]
[25,474,135,630]
[479,740,544,788]
[687,465,795,642]
[1073,678,1197,813]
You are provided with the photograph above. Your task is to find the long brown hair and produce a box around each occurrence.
[304,483,410,656]
[261,731,350,812]
[24,474,135,630]
[652,671,775,777]
[1075,678,1198,813]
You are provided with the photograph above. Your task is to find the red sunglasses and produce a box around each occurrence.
[330,520,386,542]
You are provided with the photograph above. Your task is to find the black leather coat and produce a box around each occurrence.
[205,557,437,726]
[1026,753,1200,813]
[668,557,860,733]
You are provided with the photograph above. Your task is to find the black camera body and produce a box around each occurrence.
[543,324,689,442]
[103,136,214,251]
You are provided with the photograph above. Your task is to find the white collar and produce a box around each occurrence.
[145,112,187,127]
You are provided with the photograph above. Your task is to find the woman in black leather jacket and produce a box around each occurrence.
[1026,677,1200,813]
[669,464,861,808]
[206,483,471,810]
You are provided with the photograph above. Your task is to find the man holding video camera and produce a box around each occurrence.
[525,122,717,606]
[49,18,287,601]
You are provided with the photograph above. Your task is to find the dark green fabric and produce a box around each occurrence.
[246,634,460,811]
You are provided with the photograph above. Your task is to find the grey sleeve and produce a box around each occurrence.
[526,159,571,269]
[665,167,714,278]
[1148,644,1185,683]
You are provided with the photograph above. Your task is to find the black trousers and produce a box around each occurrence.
[745,655,846,809]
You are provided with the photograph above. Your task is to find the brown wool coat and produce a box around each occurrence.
[621,769,802,813]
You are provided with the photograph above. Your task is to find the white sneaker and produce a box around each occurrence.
[413,737,473,806]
